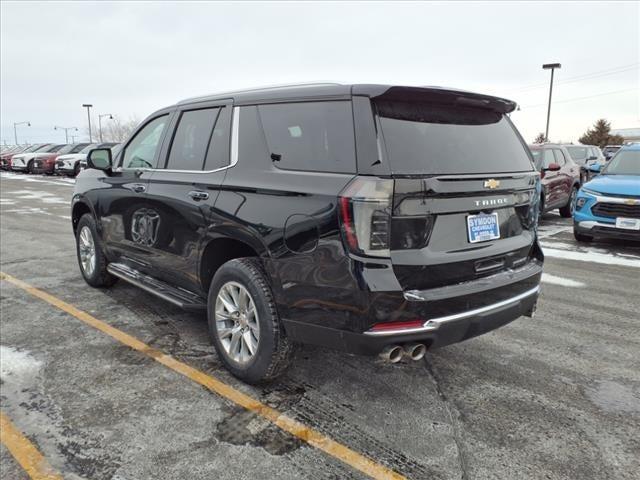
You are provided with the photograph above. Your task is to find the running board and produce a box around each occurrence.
[107,263,207,311]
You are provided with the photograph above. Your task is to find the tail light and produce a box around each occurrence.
[338,177,393,258]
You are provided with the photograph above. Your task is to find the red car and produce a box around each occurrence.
[31,143,89,174]
[529,144,582,217]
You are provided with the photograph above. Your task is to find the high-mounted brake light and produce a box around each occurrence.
[338,177,393,258]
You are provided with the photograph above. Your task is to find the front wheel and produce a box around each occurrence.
[208,258,294,384]
[573,227,593,243]
[559,187,578,218]
[75,214,117,287]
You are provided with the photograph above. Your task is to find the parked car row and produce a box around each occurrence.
[0,142,119,176]
[525,142,635,220]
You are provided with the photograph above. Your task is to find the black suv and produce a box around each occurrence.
[73,84,543,383]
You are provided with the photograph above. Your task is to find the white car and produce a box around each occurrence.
[11,144,68,173]
[56,143,120,176]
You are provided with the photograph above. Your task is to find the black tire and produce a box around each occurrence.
[559,186,578,218]
[73,162,81,177]
[573,228,593,243]
[75,214,118,287]
[207,258,294,384]
[27,160,34,174]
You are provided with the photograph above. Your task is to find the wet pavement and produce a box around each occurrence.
[1,171,639,479]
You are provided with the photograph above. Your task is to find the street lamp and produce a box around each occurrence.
[54,126,79,144]
[98,113,113,143]
[542,63,561,142]
[13,121,31,145]
[82,104,93,142]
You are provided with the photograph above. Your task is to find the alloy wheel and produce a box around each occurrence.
[570,188,577,214]
[215,281,260,364]
[78,226,96,277]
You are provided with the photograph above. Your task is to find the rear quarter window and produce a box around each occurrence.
[257,101,356,173]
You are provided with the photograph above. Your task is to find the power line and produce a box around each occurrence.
[505,63,639,93]
[520,88,636,109]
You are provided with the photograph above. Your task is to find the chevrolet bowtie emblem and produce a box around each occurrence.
[484,179,500,189]
[624,198,638,205]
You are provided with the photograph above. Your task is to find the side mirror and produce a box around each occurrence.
[545,163,561,172]
[589,163,602,173]
[87,148,112,172]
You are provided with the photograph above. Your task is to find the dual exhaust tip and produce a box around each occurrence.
[379,343,427,363]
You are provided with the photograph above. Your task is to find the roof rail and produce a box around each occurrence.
[178,82,343,105]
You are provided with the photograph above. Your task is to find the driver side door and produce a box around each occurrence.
[97,111,174,271]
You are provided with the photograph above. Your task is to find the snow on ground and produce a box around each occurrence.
[0,345,42,389]
[0,171,75,187]
[541,273,586,288]
[542,246,640,268]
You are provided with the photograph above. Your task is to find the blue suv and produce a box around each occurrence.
[573,144,640,242]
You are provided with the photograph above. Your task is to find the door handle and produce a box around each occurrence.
[188,190,209,201]
[131,183,146,193]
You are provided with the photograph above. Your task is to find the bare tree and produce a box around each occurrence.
[533,132,546,144]
[85,115,141,143]
[100,115,141,143]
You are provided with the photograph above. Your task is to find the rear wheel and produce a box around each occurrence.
[76,214,117,287]
[208,258,294,384]
[538,194,545,216]
[560,186,578,218]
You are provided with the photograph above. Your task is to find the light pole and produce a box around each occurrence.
[98,113,113,143]
[13,121,31,145]
[82,104,93,142]
[54,126,79,144]
[542,63,561,142]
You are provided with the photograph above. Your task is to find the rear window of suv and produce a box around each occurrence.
[375,101,533,175]
[257,101,356,173]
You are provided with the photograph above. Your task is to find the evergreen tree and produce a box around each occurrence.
[533,132,546,144]
[578,119,625,148]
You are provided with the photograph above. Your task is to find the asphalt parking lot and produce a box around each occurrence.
[1,171,639,480]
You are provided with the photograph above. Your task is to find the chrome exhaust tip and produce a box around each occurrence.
[404,343,427,361]
[379,345,403,363]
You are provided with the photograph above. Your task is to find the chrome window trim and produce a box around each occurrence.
[119,106,239,175]
[364,286,540,337]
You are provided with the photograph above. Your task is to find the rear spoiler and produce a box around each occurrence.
[352,85,517,114]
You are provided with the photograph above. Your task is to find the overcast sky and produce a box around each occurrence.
[1,1,638,145]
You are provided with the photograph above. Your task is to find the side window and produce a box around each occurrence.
[553,149,566,165]
[166,108,219,171]
[122,115,168,169]
[204,106,232,171]
[542,149,555,168]
[257,101,356,173]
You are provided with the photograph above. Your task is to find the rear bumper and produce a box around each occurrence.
[283,285,539,355]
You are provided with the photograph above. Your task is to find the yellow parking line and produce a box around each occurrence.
[0,272,405,480]
[0,410,63,480]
